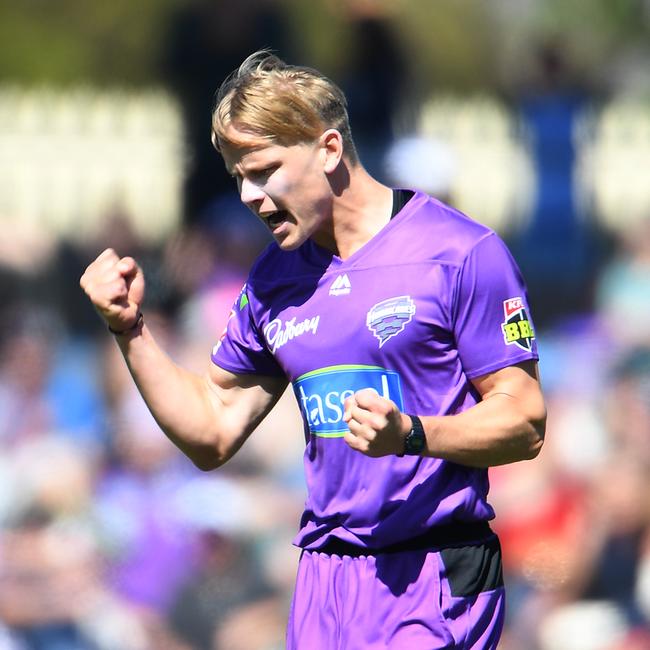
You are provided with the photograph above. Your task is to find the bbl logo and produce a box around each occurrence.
[293,365,404,437]
[366,296,416,348]
[501,297,535,351]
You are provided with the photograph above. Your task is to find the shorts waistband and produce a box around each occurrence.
[311,521,495,558]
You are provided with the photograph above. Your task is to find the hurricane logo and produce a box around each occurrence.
[366,296,416,348]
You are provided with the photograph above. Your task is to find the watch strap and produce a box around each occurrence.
[400,414,426,456]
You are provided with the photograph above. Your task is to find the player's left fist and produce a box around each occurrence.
[342,388,410,457]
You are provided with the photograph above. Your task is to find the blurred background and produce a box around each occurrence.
[0,0,649,648]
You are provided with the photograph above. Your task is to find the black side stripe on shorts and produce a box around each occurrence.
[439,535,504,597]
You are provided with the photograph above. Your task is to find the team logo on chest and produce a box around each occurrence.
[366,296,416,348]
[501,297,535,351]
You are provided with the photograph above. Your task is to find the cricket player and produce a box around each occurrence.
[81,51,546,649]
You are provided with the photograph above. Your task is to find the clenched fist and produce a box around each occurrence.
[342,388,411,457]
[80,248,144,333]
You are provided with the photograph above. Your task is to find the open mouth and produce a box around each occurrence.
[265,210,289,230]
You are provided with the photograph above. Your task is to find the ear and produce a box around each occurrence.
[320,129,344,174]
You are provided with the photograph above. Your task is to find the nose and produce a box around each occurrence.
[239,176,266,209]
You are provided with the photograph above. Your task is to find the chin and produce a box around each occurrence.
[276,239,302,252]
[274,233,307,251]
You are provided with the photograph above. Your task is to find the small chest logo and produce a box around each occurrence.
[264,315,320,354]
[501,297,535,351]
[329,274,351,296]
[366,296,416,348]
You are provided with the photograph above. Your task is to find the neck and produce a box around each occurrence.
[313,163,393,260]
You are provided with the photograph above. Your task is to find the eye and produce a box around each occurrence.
[249,165,278,182]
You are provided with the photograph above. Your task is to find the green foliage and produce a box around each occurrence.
[0,0,647,90]
[281,0,353,76]
[536,0,648,41]
[0,0,178,85]
[389,0,500,95]
[531,0,650,66]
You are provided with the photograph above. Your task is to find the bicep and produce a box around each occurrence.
[206,363,289,440]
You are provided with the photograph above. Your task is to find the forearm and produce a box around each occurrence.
[420,393,546,468]
[114,323,230,469]
[79,249,247,468]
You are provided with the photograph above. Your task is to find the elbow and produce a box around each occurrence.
[191,456,222,472]
[524,434,544,460]
[179,425,240,472]
[186,444,230,472]
[523,409,547,460]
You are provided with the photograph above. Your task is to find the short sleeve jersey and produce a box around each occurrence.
[212,191,538,550]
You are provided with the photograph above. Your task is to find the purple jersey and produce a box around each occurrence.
[212,191,538,551]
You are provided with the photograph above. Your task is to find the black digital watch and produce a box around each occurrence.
[400,415,426,456]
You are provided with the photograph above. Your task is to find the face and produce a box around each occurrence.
[220,126,341,251]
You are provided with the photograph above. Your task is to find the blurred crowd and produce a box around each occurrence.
[1,2,650,649]
[1,151,650,650]
[0,202,305,650]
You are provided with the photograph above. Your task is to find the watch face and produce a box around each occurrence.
[402,415,425,456]
[405,430,425,454]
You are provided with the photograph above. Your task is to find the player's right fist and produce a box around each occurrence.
[79,248,145,333]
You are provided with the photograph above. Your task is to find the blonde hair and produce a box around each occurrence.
[211,50,358,163]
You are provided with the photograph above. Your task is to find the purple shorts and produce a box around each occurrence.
[287,535,505,649]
